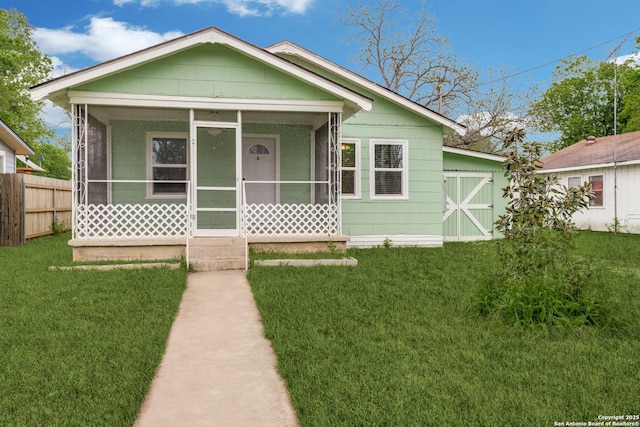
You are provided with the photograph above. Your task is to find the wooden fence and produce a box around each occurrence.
[0,174,72,246]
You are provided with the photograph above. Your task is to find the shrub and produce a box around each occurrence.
[474,129,606,332]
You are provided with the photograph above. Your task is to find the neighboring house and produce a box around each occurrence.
[30,26,505,267]
[539,131,640,233]
[0,119,35,174]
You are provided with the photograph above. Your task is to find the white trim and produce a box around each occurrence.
[567,176,582,188]
[0,120,33,155]
[587,173,605,208]
[340,138,361,199]
[32,27,372,112]
[68,91,347,113]
[443,146,506,162]
[267,41,465,135]
[443,235,493,242]
[443,172,494,242]
[192,115,243,237]
[346,234,443,248]
[369,139,409,200]
[15,155,46,172]
[0,150,5,173]
[539,159,640,174]
[444,171,493,178]
[106,125,113,204]
[146,131,189,199]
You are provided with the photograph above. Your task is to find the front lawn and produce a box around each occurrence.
[0,233,187,426]
[248,231,640,426]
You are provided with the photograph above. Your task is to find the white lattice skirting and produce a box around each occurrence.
[243,203,339,236]
[75,204,188,239]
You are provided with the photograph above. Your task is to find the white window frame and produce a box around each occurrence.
[146,132,189,199]
[370,139,409,200]
[588,174,604,208]
[0,150,5,173]
[567,176,581,188]
[340,138,360,199]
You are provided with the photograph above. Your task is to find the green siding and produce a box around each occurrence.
[109,120,311,205]
[341,117,445,237]
[76,44,339,102]
[111,120,188,204]
[244,123,312,204]
[282,54,448,238]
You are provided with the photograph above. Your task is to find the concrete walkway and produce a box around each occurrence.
[134,271,298,427]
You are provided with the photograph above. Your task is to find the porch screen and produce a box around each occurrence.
[314,124,329,204]
[86,113,108,205]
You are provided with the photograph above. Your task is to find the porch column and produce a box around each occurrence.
[329,112,342,235]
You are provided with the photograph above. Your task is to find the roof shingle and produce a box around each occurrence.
[540,130,640,170]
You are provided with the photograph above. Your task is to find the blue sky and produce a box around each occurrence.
[6,0,640,129]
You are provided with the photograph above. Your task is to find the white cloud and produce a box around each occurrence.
[50,56,80,78]
[117,0,315,16]
[34,17,183,63]
[456,111,529,137]
[614,52,640,66]
[41,101,72,130]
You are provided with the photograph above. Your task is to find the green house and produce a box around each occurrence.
[31,27,505,269]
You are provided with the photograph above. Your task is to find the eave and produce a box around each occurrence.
[443,146,505,162]
[266,41,466,135]
[31,27,372,114]
[0,120,34,156]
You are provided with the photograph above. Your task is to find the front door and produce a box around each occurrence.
[193,125,240,236]
[242,137,277,205]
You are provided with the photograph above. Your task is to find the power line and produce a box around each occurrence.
[473,25,640,89]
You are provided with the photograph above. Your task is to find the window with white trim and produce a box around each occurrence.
[370,140,408,199]
[588,175,603,207]
[0,150,5,173]
[568,176,581,188]
[341,139,360,199]
[147,133,188,198]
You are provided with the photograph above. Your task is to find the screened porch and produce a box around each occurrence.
[71,104,343,243]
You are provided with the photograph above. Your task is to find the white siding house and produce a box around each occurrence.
[539,131,640,233]
[0,120,35,174]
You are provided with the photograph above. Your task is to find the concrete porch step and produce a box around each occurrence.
[188,237,246,271]
[190,258,246,271]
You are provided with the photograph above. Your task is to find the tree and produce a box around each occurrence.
[27,141,71,180]
[342,1,532,153]
[0,8,54,145]
[474,130,606,331]
[445,69,535,153]
[341,0,478,115]
[529,46,640,151]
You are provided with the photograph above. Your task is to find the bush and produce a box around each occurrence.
[474,130,607,332]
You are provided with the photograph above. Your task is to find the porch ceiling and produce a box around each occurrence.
[88,105,332,128]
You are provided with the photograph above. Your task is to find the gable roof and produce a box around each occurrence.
[31,26,372,113]
[266,41,466,135]
[540,130,640,172]
[0,119,34,156]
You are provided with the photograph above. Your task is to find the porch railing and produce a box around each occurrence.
[241,180,340,237]
[74,180,191,263]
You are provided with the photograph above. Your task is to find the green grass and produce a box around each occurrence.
[0,233,187,426]
[248,231,640,426]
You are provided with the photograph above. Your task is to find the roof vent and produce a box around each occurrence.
[586,135,596,144]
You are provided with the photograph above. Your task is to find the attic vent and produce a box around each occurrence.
[586,135,596,144]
